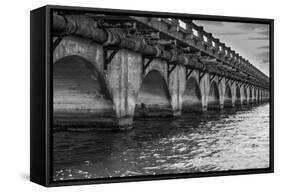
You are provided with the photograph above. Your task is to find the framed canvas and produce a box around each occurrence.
[30,5,274,187]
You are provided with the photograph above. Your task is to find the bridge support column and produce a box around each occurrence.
[231,83,236,107]
[199,73,209,111]
[266,91,270,101]
[168,65,186,117]
[219,77,226,109]
[257,89,260,103]
[239,86,244,105]
[106,49,142,129]
[245,86,250,105]
[259,89,262,102]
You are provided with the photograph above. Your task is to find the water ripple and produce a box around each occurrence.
[53,103,270,181]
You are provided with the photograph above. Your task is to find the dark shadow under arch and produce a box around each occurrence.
[208,81,220,109]
[224,85,232,107]
[243,87,248,104]
[253,89,257,103]
[53,56,115,129]
[134,70,172,118]
[182,77,202,112]
[235,86,241,106]
[249,88,253,103]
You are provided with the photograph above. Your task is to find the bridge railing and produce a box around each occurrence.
[160,18,269,87]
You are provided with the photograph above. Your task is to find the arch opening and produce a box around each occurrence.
[235,86,241,106]
[243,87,248,104]
[53,56,115,128]
[134,70,172,118]
[253,89,257,103]
[182,77,202,112]
[249,88,253,104]
[208,81,220,109]
[224,85,232,107]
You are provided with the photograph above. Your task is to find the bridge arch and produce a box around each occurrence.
[258,89,261,102]
[261,90,265,102]
[256,88,259,103]
[235,85,242,106]
[249,87,253,104]
[224,84,232,107]
[182,74,202,112]
[253,88,257,103]
[134,70,172,117]
[53,55,115,127]
[143,59,168,83]
[243,86,248,104]
[208,80,220,109]
[53,36,104,74]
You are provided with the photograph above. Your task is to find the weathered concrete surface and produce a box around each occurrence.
[219,77,226,109]
[235,86,242,106]
[208,79,221,110]
[182,71,201,112]
[168,65,186,116]
[135,69,172,118]
[53,36,270,130]
[249,88,253,104]
[224,84,232,107]
[53,36,104,73]
[199,72,209,111]
[243,86,249,105]
[53,56,113,114]
[53,36,116,129]
[106,49,142,129]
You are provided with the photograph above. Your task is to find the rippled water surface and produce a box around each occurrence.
[53,103,270,181]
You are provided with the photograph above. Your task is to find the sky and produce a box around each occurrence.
[193,20,270,76]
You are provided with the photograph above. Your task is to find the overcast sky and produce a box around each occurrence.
[193,20,270,76]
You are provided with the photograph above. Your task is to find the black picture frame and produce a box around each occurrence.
[30,4,274,187]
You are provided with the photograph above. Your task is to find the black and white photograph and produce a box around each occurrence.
[2,0,281,190]
[51,8,272,183]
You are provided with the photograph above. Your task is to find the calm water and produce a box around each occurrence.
[53,103,270,181]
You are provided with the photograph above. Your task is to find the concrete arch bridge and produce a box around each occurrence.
[52,13,270,129]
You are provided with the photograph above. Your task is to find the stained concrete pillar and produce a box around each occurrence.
[168,65,186,116]
[266,91,270,101]
[239,85,244,105]
[231,82,236,107]
[219,77,226,109]
[199,73,209,111]
[257,89,260,103]
[244,85,250,105]
[224,81,233,108]
[241,85,247,105]
[253,89,256,104]
[249,87,253,104]
[106,49,142,129]
[259,89,262,103]
[262,90,265,102]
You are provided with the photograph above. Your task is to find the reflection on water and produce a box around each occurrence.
[53,103,270,181]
